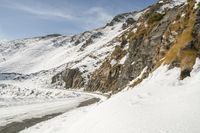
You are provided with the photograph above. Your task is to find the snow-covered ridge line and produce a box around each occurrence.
[158,0,187,13]
[0,23,123,74]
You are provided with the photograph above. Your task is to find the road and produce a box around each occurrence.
[0,92,102,133]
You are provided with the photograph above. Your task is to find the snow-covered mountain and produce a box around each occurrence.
[0,11,140,74]
[0,24,122,74]
[0,11,141,90]
[1,0,200,133]
[0,9,147,97]
[0,10,140,130]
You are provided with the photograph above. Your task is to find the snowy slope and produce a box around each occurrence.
[0,23,128,76]
[0,19,126,109]
[21,59,200,133]
[0,11,142,82]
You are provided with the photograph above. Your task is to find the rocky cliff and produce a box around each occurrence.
[71,0,200,93]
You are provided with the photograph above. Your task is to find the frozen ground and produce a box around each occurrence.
[0,56,106,133]
[0,77,105,133]
[0,71,106,129]
[0,92,91,127]
[21,59,200,133]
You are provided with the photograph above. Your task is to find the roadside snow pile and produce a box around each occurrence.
[21,59,200,133]
[0,93,92,127]
[0,83,83,107]
[0,83,81,99]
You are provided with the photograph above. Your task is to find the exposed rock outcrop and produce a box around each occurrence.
[62,68,84,89]
[86,1,188,92]
[192,9,200,57]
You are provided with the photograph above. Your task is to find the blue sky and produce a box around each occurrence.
[0,0,157,40]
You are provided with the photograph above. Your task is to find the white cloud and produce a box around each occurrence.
[5,2,113,28]
[1,2,112,24]
[17,5,73,20]
[79,7,112,29]
[0,1,113,36]
[84,7,112,23]
[1,2,74,20]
